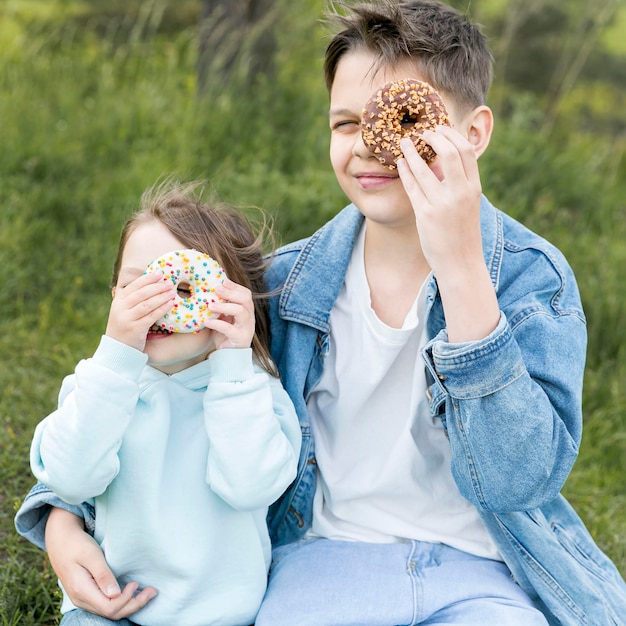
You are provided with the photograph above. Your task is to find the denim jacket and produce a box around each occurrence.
[15,196,626,625]
[263,197,626,625]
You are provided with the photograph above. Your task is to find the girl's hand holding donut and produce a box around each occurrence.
[106,271,175,352]
[204,278,255,351]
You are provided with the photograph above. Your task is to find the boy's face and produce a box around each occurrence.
[328,50,464,229]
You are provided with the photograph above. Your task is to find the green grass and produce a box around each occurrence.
[1,1,625,622]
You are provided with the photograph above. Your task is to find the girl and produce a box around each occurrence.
[28,180,301,626]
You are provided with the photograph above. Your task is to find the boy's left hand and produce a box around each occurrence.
[397,126,484,282]
[398,125,500,343]
[204,278,255,350]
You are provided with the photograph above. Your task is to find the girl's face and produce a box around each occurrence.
[115,220,216,374]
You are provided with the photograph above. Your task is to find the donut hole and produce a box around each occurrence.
[400,111,419,128]
[176,281,193,300]
[399,110,429,135]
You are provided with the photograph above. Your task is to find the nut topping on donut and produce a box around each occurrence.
[146,249,226,333]
[361,78,450,169]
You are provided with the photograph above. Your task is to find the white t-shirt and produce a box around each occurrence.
[306,224,500,560]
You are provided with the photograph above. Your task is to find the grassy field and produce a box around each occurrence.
[1,1,625,624]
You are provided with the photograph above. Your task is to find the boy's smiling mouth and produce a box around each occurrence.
[355,172,399,189]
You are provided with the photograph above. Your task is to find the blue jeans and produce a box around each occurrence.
[255,538,549,626]
[60,610,134,626]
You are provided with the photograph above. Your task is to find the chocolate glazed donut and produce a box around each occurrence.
[361,78,450,169]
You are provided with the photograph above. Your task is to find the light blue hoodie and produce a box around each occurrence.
[28,336,301,626]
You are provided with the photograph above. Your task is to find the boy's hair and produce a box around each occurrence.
[112,179,278,377]
[323,0,493,114]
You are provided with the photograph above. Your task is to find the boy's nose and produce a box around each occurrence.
[352,130,376,160]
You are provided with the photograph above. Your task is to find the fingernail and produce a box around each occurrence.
[106,583,121,597]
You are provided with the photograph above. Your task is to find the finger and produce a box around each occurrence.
[203,314,248,335]
[73,578,157,621]
[104,583,158,620]
[215,279,253,305]
[67,565,123,612]
[85,555,121,599]
[119,270,166,293]
[112,283,175,321]
[106,289,176,348]
[400,135,432,170]
[131,291,176,322]
[148,296,178,321]
[399,137,438,183]
[118,584,158,617]
[424,126,478,184]
[208,300,253,320]
[397,139,435,207]
[203,315,254,348]
[103,582,140,615]
[397,155,427,203]
[400,132,463,204]
[116,273,174,305]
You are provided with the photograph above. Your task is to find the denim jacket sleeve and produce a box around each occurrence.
[14,482,96,551]
[423,308,586,513]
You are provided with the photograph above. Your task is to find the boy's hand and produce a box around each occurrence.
[45,508,157,619]
[106,271,175,351]
[398,126,500,343]
[397,126,483,280]
[204,278,255,350]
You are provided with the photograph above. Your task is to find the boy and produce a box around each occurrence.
[16,1,626,624]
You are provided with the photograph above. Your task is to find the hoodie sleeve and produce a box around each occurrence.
[30,336,147,504]
[202,348,302,511]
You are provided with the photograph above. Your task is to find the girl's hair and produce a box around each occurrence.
[323,0,494,115]
[112,179,278,377]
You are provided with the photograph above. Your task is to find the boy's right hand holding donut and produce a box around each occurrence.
[105,270,175,351]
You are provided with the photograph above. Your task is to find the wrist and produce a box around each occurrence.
[437,264,500,343]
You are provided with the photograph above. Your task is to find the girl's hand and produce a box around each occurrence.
[105,271,175,351]
[45,508,157,619]
[204,278,255,350]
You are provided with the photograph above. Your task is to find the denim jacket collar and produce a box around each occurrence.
[278,196,503,333]
[277,204,362,332]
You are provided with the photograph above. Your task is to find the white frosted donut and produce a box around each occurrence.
[146,249,226,333]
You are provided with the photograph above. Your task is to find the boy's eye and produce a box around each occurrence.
[332,120,358,131]
[177,282,192,299]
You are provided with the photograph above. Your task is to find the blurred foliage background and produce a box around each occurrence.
[0,0,625,623]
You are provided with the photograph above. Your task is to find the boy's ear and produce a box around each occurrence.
[111,287,116,299]
[464,105,493,159]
